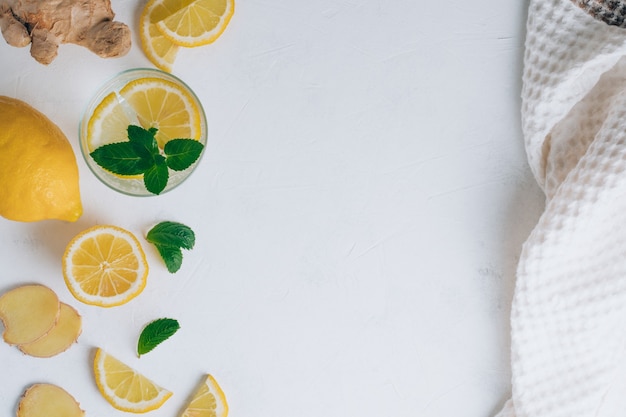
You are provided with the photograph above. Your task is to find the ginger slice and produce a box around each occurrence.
[19,303,82,357]
[0,285,59,345]
[17,383,84,417]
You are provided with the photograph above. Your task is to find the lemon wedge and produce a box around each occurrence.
[93,348,172,413]
[180,374,229,417]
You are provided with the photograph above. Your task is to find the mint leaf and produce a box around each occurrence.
[137,318,180,356]
[146,221,195,250]
[90,142,153,175]
[146,221,195,273]
[143,155,168,195]
[164,139,204,171]
[155,244,183,273]
[128,125,159,155]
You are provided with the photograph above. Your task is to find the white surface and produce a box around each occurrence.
[0,1,544,416]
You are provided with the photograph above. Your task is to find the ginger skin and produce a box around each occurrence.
[0,0,131,64]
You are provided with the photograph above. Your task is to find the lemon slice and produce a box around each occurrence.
[93,348,172,413]
[140,0,180,72]
[85,91,133,151]
[84,90,144,180]
[86,76,202,151]
[62,225,148,307]
[180,374,229,417]
[119,76,202,148]
[156,0,235,47]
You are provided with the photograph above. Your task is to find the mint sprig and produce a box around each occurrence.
[137,318,180,357]
[90,125,203,195]
[146,221,195,273]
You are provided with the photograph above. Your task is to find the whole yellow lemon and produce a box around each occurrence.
[0,96,82,222]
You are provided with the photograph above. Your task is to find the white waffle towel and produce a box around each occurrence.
[497,1,626,416]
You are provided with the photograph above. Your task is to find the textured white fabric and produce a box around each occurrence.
[498,1,626,416]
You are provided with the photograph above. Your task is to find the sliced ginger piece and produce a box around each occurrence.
[0,284,59,345]
[180,374,229,417]
[19,303,82,357]
[17,383,84,417]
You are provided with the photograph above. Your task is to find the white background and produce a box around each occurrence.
[0,0,545,416]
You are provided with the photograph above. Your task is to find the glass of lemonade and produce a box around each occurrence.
[79,68,207,196]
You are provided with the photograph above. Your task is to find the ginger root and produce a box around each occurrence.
[0,0,131,64]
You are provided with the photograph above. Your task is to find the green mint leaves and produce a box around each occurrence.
[146,221,195,273]
[90,125,204,195]
[137,318,180,357]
